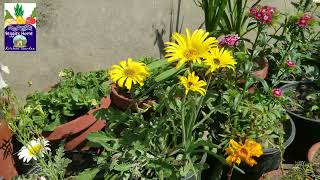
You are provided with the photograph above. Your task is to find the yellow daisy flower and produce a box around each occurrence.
[165,28,218,68]
[109,58,149,90]
[204,48,237,74]
[178,71,207,96]
[225,139,263,167]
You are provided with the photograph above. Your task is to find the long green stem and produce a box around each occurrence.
[181,94,187,150]
[249,25,262,61]
[274,17,288,46]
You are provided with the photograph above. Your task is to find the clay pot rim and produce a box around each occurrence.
[307,142,320,162]
[111,84,132,102]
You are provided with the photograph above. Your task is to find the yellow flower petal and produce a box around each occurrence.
[204,48,237,74]
[165,28,217,68]
[179,71,207,96]
[109,58,149,90]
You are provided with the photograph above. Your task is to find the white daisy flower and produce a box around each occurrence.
[0,64,10,74]
[18,138,50,163]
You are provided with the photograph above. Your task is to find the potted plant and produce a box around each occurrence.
[9,69,111,152]
[308,142,320,175]
[72,27,241,179]
[201,82,295,180]
[109,57,174,111]
[0,64,19,179]
[260,162,320,179]
[280,80,320,161]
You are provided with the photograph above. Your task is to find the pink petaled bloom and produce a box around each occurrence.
[250,7,258,16]
[272,88,283,97]
[250,5,276,24]
[286,60,296,68]
[297,14,314,28]
[219,34,240,47]
[262,13,273,24]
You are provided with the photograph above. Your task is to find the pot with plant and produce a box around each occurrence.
[308,142,320,175]
[260,162,319,180]
[109,58,150,111]
[0,64,18,179]
[11,69,112,151]
[280,80,320,161]
[109,57,175,112]
[73,28,241,179]
[204,84,296,180]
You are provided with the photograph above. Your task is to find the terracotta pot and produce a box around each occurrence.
[308,142,320,163]
[253,58,269,80]
[45,97,111,151]
[0,121,18,179]
[245,59,269,94]
[110,84,132,111]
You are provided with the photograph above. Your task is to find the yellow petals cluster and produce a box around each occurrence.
[165,28,217,68]
[165,28,237,72]
[179,72,207,96]
[225,139,263,167]
[204,48,237,75]
[109,58,149,90]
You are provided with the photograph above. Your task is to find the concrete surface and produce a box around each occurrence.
[0,0,291,99]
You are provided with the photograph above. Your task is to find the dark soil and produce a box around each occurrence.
[285,83,320,120]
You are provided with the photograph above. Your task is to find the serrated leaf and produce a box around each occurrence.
[87,132,119,152]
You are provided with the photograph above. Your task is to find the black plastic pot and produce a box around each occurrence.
[280,81,320,162]
[230,117,295,180]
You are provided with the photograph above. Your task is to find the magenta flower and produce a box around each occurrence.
[286,60,296,68]
[296,14,314,28]
[250,5,277,24]
[219,34,240,47]
[272,88,283,97]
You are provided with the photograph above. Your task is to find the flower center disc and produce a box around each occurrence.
[184,49,198,59]
[28,144,42,155]
[214,58,220,65]
[124,68,136,77]
[187,81,193,87]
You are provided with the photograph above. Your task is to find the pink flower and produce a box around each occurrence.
[255,12,263,20]
[219,34,240,47]
[250,7,258,16]
[250,5,276,24]
[272,88,283,97]
[262,13,273,24]
[297,14,314,28]
[286,60,296,68]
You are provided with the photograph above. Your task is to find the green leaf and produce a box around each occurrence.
[94,108,127,123]
[232,94,243,111]
[87,132,119,152]
[113,163,131,172]
[44,118,61,131]
[4,10,14,20]
[234,165,245,174]
[72,168,100,180]
[255,78,269,92]
[147,59,167,71]
[155,67,185,82]
[31,8,36,18]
